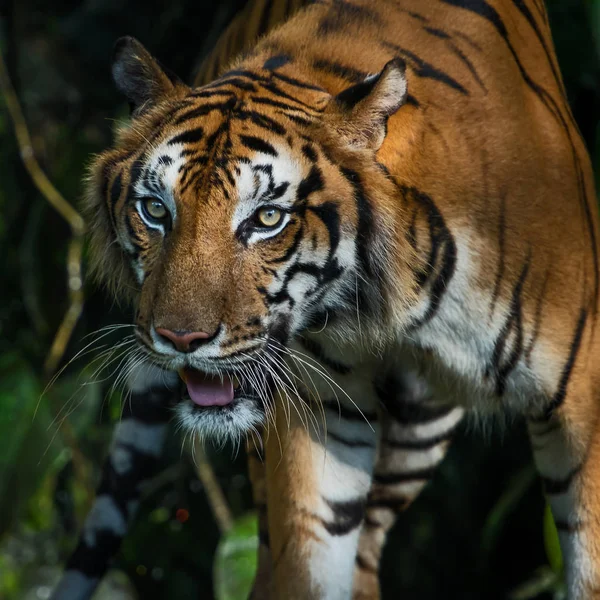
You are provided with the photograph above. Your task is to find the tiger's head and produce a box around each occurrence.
[87,37,411,441]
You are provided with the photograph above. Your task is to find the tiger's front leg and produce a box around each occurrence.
[264,349,380,600]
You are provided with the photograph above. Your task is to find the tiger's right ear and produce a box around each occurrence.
[326,58,408,151]
[111,37,188,115]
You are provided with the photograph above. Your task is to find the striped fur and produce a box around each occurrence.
[192,0,309,84]
[72,0,599,598]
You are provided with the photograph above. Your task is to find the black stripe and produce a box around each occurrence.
[385,423,459,450]
[490,253,531,396]
[340,167,376,278]
[525,267,550,364]
[307,202,341,258]
[272,70,326,92]
[382,42,469,95]
[322,497,366,536]
[168,126,204,146]
[423,26,450,40]
[375,373,456,425]
[211,77,258,92]
[263,80,322,111]
[367,496,410,512]
[239,134,277,156]
[251,95,314,116]
[543,308,587,418]
[312,59,367,83]
[237,109,287,135]
[302,143,318,163]
[214,69,268,83]
[446,38,487,92]
[421,27,486,93]
[265,225,303,264]
[278,112,312,126]
[490,193,507,315]
[554,518,582,532]
[172,99,236,125]
[373,467,437,485]
[542,466,581,495]
[296,165,324,205]
[404,10,429,23]
[401,186,457,328]
[511,0,565,95]
[190,89,236,100]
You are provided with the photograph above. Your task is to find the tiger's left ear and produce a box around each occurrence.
[329,58,407,151]
[111,36,189,115]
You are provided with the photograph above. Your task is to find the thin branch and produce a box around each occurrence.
[0,47,85,376]
[0,47,92,509]
[193,439,234,533]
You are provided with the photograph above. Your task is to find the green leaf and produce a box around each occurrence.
[213,513,259,600]
[544,502,564,574]
[0,354,50,535]
[0,354,103,536]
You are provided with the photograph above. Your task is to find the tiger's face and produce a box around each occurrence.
[87,38,408,441]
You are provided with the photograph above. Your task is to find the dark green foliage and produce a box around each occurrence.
[0,0,598,598]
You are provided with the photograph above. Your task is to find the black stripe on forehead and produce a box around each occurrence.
[168,126,204,146]
[236,109,287,136]
[296,165,324,206]
[172,98,237,126]
[240,135,277,157]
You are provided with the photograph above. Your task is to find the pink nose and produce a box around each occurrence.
[155,328,212,353]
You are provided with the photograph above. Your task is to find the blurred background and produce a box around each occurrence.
[0,0,598,598]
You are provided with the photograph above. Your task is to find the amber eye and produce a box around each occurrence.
[256,206,283,228]
[141,197,168,221]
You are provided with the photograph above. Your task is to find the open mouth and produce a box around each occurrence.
[174,364,272,441]
[179,368,246,408]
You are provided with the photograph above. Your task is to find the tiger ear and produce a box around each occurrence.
[329,58,407,151]
[111,36,188,115]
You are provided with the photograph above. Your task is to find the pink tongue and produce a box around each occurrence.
[184,369,234,407]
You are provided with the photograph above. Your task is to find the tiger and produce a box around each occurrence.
[53,0,599,598]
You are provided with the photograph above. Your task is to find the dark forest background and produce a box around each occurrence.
[0,1,598,598]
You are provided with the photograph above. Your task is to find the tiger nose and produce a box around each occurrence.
[155,328,213,353]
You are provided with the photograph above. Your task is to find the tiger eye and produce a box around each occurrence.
[143,197,168,220]
[257,207,282,228]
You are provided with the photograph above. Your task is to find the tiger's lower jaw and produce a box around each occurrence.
[175,384,266,443]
